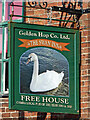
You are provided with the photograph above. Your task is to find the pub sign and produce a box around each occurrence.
[9,22,80,114]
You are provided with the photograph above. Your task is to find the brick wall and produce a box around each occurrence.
[0,1,90,120]
[80,1,90,119]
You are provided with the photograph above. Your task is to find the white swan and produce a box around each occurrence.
[26,53,64,92]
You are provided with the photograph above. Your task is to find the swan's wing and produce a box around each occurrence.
[30,71,64,92]
[59,71,64,83]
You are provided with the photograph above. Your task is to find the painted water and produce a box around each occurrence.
[20,47,69,96]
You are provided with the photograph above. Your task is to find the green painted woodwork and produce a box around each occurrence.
[9,22,80,114]
[0,1,24,95]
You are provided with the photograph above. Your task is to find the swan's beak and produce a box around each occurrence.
[26,59,30,64]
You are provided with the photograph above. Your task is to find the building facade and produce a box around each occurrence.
[0,0,90,119]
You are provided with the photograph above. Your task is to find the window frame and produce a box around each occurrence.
[0,0,24,96]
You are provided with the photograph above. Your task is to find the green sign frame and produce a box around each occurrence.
[9,22,80,114]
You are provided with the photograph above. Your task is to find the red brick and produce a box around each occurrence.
[6,108,16,112]
[84,81,89,86]
[46,113,51,119]
[81,86,89,92]
[83,97,89,102]
[81,102,88,108]
[58,2,63,6]
[2,113,10,118]
[82,30,89,36]
[81,54,88,59]
[24,111,32,117]
[52,12,60,18]
[1,98,8,102]
[83,2,88,9]
[11,113,19,117]
[81,48,89,53]
[81,81,85,86]
[81,70,88,76]
[83,108,89,113]
[48,2,58,7]
[80,14,88,20]
[81,75,90,81]
[81,42,89,47]
[0,108,5,112]
[34,9,45,15]
[26,11,34,16]
[81,113,88,119]
[80,81,89,87]
[30,112,37,116]
[2,103,8,107]
[81,64,90,70]
[87,36,90,41]
[81,37,87,42]
[80,91,89,97]
[81,59,88,65]
[81,108,90,115]
[88,1,90,7]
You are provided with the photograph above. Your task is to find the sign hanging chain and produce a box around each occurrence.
[47,7,52,24]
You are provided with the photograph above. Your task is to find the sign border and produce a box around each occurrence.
[9,22,80,114]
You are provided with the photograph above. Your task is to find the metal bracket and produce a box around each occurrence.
[9,1,90,29]
[28,1,47,9]
[52,6,82,15]
[83,9,90,14]
[27,1,84,28]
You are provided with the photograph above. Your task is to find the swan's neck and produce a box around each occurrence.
[32,58,38,82]
[30,56,39,91]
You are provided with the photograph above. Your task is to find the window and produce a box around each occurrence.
[0,0,24,96]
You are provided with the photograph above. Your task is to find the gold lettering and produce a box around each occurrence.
[31,96,35,102]
[42,97,48,103]
[60,98,64,104]
[36,96,40,102]
[55,98,60,103]
[48,97,54,103]
[26,96,30,101]
[65,99,69,104]
[21,95,25,101]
